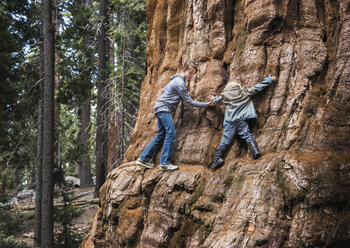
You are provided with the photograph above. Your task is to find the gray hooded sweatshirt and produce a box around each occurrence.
[154,74,208,114]
[212,76,274,126]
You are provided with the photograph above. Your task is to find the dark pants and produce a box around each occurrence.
[218,120,255,151]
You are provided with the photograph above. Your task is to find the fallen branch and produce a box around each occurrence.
[12,199,98,210]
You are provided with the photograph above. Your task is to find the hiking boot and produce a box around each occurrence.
[209,158,224,171]
[160,163,179,171]
[136,158,155,169]
[209,147,225,171]
[247,139,261,160]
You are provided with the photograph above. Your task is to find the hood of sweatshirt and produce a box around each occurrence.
[221,82,248,104]
[170,74,185,82]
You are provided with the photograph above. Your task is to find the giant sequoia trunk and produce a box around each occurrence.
[82,0,350,247]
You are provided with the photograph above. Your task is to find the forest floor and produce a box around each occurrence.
[13,186,98,246]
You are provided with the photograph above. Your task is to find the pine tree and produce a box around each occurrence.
[34,20,44,248]
[78,0,94,188]
[95,0,109,197]
[53,189,86,248]
[41,0,55,246]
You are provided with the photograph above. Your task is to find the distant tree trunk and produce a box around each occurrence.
[108,113,121,171]
[53,1,61,188]
[13,170,19,193]
[34,8,45,247]
[95,0,109,197]
[77,0,93,188]
[34,51,44,248]
[121,37,126,157]
[107,17,121,172]
[79,99,92,188]
[41,0,55,246]
[54,60,61,180]
[0,174,6,194]
[0,163,8,193]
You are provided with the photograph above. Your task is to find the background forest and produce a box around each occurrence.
[0,0,146,247]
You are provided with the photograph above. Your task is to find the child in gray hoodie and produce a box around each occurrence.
[209,75,277,170]
[137,60,214,171]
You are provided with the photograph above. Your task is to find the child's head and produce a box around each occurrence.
[224,81,240,91]
[183,60,198,80]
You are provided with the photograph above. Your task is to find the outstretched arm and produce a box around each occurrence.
[245,75,277,96]
[211,95,223,105]
[176,82,208,108]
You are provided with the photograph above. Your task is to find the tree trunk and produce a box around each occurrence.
[34,66,44,248]
[0,168,7,194]
[107,18,121,172]
[34,7,45,247]
[121,36,126,157]
[13,169,19,193]
[53,0,61,188]
[79,99,92,188]
[95,0,108,197]
[108,113,121,171]
[41,0,55,246]
[77,0,93,188]
[54,64,61,183]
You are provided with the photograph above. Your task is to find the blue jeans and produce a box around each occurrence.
[218,120,255,151]
[139,112,176,165]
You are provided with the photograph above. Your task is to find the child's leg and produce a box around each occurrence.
[217,123,238,151]
[139,113,166,162]
[236,120,261,160]
[236,120,255,142]
[209,123,238,170]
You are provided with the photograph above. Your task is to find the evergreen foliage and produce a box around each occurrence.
[109,0,146,154]
[0,208,35,236]
[0,233,31,248]
[54,189,87,248]
[0,207,34,248]
[56,0,98,177]
[0,0,41,193]
[57,0,96,107]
